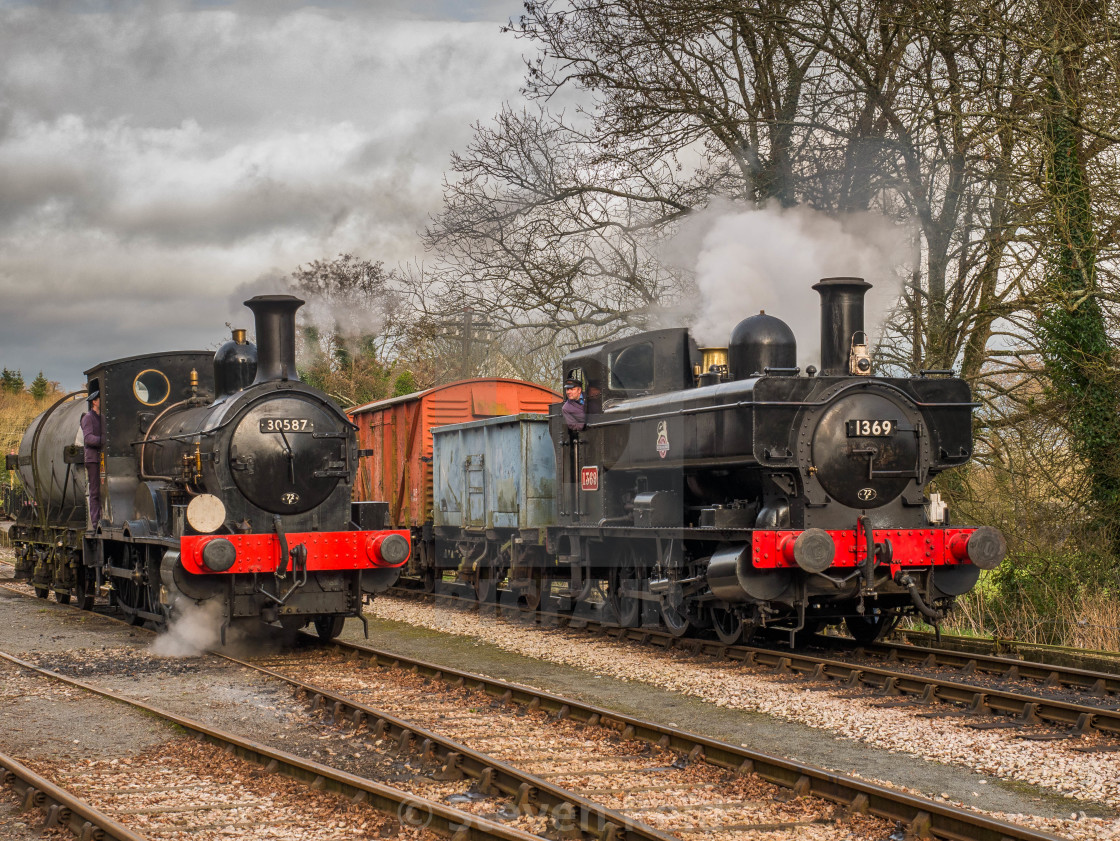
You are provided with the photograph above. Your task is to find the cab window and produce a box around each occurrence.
[608,343,654,391]
[133,369,171,406]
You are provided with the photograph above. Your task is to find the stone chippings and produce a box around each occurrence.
[286,653,896,840]
[370,597,1120,841]
[0,666,440,841]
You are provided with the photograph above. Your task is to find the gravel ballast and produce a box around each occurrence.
[1,552,1117,841]
[362,596,1120,840]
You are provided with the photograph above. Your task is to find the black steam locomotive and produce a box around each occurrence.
[548,277,1004,642]
[373,276,1004,645]
[8,295,409,639]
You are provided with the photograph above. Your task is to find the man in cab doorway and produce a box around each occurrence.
[81,390,102,526]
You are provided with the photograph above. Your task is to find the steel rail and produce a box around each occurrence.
[841,639,1120,698]
[0,650,546,841]
[324,637,1065,841]
[582,625,1120,736]
[216,650,677,841]
[0,750,149,841]
[395,587,1120,736]
[896,630,1120,678]
[0,576,1073,840]
[1,579,671,841]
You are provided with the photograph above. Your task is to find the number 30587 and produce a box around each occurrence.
[259,418,314,432]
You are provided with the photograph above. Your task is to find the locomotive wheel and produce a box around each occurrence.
[54,590,71,605]
[660,598,691,637]
[844,612,900,644]
[279,615,307,633]
[115,577,152,626]
[421,566,437,593]
[711,608,744,645]
[608,548,645,628]
[33,586,48,599]
[313,615,346,640]
[792,619,822,647]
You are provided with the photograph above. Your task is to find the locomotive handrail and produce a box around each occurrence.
[134,384,357,479]
[132,392,284,465]
[136,397,193,481]
[587,396,979,429]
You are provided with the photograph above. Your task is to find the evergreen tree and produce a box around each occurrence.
[1,368,24,394]
[29,371,50,400]
[393,370,418,397]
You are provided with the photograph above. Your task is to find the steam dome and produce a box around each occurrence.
[728,311,796,380]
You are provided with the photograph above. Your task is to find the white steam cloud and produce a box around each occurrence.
[150,599,226,658]
[673,200,914,366]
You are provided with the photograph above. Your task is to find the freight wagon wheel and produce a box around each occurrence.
[517,566,544,612]
[74,570,94,611]
[33,586,49,599]
[844,612,900,644]
[474,563,502,604]
[313,615,346,640]
[608,546,646,628]
[53,590,71,605]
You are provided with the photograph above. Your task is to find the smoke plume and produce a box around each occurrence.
[671,200,914,366]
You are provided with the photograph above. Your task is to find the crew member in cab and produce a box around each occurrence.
[81,390,103,526]
[561,378,586,431]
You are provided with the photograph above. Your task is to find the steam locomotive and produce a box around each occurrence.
[356,277,1004,644]
[8,295,410,639]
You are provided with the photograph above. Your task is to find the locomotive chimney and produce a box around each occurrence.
[244,294,303,385]
[812,277,870,376]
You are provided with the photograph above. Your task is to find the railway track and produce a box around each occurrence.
[245,637,1070,841]
[0,573,1071,841]
[806,636,1120,704]
[387,586,1120,742]
[894,630,1120,677]
[5,547,1113,709]
[233,642,899,840]
[1,749,147,841]
[0,651,531,841]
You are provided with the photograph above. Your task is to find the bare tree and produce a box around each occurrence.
[420,106,690,353]
[290,254,411,407]
[425,0,1038,379]
[425,1,1120,509]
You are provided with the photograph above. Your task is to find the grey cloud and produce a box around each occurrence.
[0,160,105,228]
[0,2,529,389]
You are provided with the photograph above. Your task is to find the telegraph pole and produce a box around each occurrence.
[445,306,491,379]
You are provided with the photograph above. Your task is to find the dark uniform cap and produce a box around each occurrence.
[87,390,100,402]
[563,378,582,389]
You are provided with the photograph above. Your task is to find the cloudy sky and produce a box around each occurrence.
[0,0,530,389]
